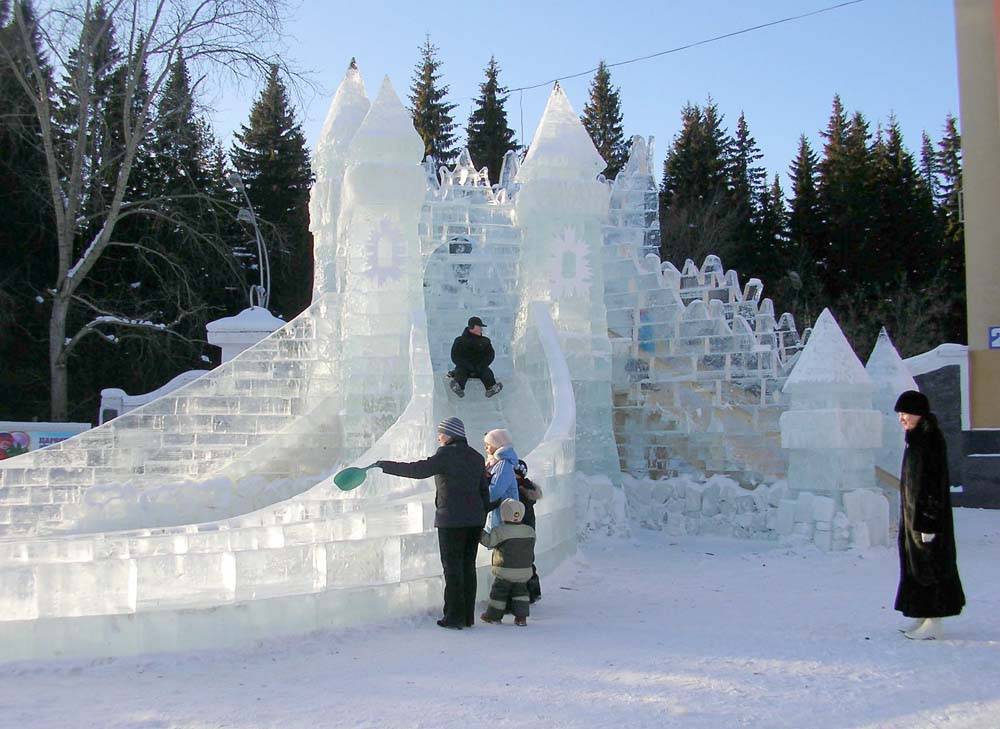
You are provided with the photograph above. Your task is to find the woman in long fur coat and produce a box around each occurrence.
[893,390,966,640]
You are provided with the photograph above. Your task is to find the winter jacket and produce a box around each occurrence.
[378,439,489,528]
[516,476,543,529]
[480,522,536,583]
[451,328,495,371]
[485,445,519,531]
[894,415,965,618]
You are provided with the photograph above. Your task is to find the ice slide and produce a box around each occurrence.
[0,71,584,661]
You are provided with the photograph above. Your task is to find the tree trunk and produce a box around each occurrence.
[49,297,69,421]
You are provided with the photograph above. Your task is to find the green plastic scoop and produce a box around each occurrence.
[333,464,378,491]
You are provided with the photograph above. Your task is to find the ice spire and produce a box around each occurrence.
[783,308,872,396]
[346,76,425,166]
[865,327,918,395]
[517,83,606,183]
[309,59,371,299]
[866,327,918,475]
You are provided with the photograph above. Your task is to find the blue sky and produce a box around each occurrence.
[211,0,959,183]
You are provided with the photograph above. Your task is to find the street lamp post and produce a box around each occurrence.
[228,172,271,310]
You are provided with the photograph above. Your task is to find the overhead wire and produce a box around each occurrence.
[508,0,869,94]
[508,0,869,146]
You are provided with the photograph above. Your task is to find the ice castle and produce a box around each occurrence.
[0,65,900,660]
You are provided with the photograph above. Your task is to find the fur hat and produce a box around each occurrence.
[894,390,930,416]
[500,498,525,524]
[437,416,466,440]
[483,428,513,449]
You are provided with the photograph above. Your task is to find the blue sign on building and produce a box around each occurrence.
[989,326,1000,350]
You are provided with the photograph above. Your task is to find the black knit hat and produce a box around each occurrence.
[894,390,930,416]
[468,316,487,328]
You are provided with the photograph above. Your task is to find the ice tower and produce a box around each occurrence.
[781,309,881,500]
[514,84,619,475]
[335,77,427,450]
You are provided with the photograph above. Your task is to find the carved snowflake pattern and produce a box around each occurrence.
[363,217,408,286]
[548,226,592,298]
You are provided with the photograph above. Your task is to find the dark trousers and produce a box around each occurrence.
[486,577,529,620]
[437,526,482,627]
[506,565,541,612]
[451,363,496,389]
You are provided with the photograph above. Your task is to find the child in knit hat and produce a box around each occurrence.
[479,498,535,626]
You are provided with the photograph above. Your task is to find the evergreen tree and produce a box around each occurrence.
[936,114,966,342]
[782,135,825,326]
[756,174,788,264]
[581,60,627,179]
[0,0,55,418]
[817,97,876,299]
[408,37,458,166]
[659,99,735,265]
[919,131,937,198]
[726,111,766,275]
[465,55,517,185]
[152,53,212,193]
[56,1,124,231]
[870,116,938,287]
[231,64,314,319]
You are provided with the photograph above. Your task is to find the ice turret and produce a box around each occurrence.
[607,135,659,259]
[336,76,427,448]
[309,59,371,299]
[866,327,918,476]
[778,309,885,549]
[514,83,618,475]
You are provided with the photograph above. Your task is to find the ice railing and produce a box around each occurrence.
[0,298,577,661]
[425,148,522,206]
[604,216,804,481]
[0,290,421,538]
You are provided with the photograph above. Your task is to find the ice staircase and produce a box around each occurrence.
[601,137,802,482]
[0,282,576,661]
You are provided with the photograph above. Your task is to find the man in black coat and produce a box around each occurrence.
[449,316,502,398]
[893,390,965,640]
[375,417,489,629]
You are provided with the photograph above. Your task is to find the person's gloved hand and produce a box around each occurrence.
[920,532,936,543]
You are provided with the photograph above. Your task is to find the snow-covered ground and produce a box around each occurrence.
[1,508,997,729]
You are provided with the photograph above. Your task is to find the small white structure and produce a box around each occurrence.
[206,306,285,363]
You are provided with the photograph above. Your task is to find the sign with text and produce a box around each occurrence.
[990,326,1000,350]
[0,422,90,460]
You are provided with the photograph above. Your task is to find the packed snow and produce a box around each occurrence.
[1,507,996,729]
